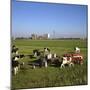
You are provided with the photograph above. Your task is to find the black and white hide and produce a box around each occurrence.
[12,48,19,55]
[45,53,57,64]
[38,56,48,68]
[12,45,16,49]
[44,48,50,52]
[44,48,50,55]
[12,56,20,75]
[19,54,25,59]
[33,49,41,57]
[13,54,25,59]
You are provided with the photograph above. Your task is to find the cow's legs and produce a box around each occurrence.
[14,67,17,75]
[60,64,65,68]
[44,61,48,68]
[14,67,18,75]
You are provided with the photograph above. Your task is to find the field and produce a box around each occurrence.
[12,39,88,89]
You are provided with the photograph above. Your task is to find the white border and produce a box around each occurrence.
[0,0,10,90]
[0,0,89,90]
[18,0,88,5]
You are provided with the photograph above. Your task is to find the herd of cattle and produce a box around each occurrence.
[12,45,83,75]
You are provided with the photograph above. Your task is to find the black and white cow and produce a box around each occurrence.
[12,56,20,75]
[12,56,25,75]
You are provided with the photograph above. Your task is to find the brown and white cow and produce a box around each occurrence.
[60,53,83,68]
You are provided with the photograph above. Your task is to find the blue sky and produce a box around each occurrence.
[12,0,87,38]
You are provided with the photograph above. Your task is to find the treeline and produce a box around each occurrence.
[12,37,87,40]
[52,38,87,40]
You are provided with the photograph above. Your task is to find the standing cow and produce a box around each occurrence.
[60,53,83,68]
[60,55,74,68]
[12,56,20,75]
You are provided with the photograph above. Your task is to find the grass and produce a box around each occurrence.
[11,39,87,89]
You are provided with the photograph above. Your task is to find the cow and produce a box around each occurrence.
[60,53,83,68]
[60,56,74,68]
[12,56,20,75]
[12,56,25,75]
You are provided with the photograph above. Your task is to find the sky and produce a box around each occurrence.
[12,0,87,38]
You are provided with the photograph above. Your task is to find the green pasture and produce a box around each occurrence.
[12,39,88,89]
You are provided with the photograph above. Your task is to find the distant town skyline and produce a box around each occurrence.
[12,0,87,38]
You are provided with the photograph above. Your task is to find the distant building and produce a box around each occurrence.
[31,34,37,40]
[31,33,50,40]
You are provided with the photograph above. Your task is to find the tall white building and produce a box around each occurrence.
[48,34,50,38]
